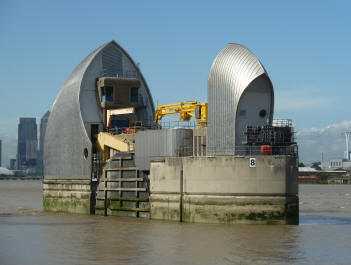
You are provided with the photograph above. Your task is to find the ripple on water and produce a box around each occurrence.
[300,215,351,225]
[0,207,42,217]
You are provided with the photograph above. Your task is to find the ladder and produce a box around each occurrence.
[95,153,150,217]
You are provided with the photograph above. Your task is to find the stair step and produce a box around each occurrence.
[109,206,150,212]
[110,197,149,202]
[96,197,149,202]
[97,187,147,192]
[94,151,149,217]
[100,178,143,182]
[111,156,133,161]
[104,167,137,171]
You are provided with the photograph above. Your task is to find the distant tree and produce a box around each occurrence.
[298,162,305,167]
[311,162,321,170]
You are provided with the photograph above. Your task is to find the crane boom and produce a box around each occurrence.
[154,101,207,128]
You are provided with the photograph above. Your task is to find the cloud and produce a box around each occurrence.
[275,88,334,112]
[297,120,351,163]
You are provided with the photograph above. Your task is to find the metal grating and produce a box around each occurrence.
[102,45,123,77]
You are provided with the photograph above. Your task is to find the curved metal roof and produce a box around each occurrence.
[45,41,154,179]
[107,40,155,112]
[207,43,274,154]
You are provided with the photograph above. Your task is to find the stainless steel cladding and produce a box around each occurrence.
[135,129,193,171]
[207,43,274,155]
[44,41,155,180]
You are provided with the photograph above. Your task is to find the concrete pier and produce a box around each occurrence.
[43,179,93,214]
[149,156,299,224]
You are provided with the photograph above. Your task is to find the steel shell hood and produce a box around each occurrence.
[207,43,274,154]
[44,41,155,179]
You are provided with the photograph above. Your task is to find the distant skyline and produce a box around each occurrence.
[0,0,350,165]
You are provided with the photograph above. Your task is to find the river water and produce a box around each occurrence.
[0,181,351,265]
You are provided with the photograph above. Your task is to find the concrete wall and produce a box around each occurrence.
[43,179,93,214]
[149,155,298,224]
[149,157,183,220]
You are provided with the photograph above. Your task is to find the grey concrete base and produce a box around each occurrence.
[43,179,92,214]
[182,195,298,224]
[150,194,181,221]
[150,156,299,225]
[150,194,298,224]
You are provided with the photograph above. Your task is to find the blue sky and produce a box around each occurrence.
[0,0,350,165]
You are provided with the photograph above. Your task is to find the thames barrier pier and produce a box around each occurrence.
[43,40,299,224]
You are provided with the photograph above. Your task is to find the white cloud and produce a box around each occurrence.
[297,120,351,163]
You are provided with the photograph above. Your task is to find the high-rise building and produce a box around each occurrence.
[37,111,50,174]
[17,118,38,170]
[10,159,16,170]
[0,139,2,167]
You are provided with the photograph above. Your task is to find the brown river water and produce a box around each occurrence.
[1,181,351,265]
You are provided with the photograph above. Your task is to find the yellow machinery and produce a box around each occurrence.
[129,120,143,134]
[154,101,208,128]
[95,132,135,162]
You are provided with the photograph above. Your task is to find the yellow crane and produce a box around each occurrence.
[154,101,208,128]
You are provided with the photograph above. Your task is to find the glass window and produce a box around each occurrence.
[131,87,138,103]
[102,86,113,102]
[259,109,267,118]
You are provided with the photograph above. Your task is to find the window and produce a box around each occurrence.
[259,109,267,118]
[131,87,138,103]
[101,86,113,102]
[83,148,89,159]
[90,124,99,143]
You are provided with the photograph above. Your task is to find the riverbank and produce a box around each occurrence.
[0,175,43,180]
[299,177,351,184]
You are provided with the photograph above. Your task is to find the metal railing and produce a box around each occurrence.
[207,145,298,157]
[107,120,196,135]
[175,144,298,157]
[157,120,196,129]
[107,123,156,135]
[272,119,293,127]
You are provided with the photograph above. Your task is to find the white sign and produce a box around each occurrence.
[249,158,256,168]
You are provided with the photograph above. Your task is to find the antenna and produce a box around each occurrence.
[344,131,351,160]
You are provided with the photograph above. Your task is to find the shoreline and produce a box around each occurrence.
[0,176,43,180]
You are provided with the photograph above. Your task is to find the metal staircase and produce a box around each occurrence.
[94,152,150,217]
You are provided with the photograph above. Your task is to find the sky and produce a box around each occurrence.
[0,0,350,166]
